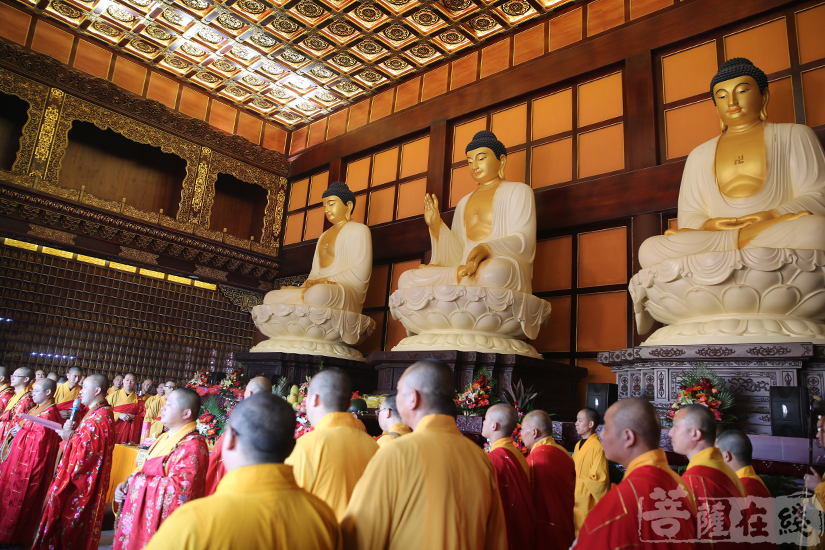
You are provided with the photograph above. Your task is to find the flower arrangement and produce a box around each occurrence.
[668,364,736,426]
[484,379,541,457]
[196,395,232,446]
[186,368,247,446]
[456,367,496,415]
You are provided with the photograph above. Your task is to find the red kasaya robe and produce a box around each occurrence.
[736,465,776,549]
[574,449,697,549]
[527,436,575,550]
[54,383,87,419]
[0,385,15,411]
[32,402,116,550]
[683,447,748,549]
[488,437,535,550]
[108,390,145,444]
[0,389,34,442]
[0,400,62,544]
[112,422,209,550]
[204,431,226,496]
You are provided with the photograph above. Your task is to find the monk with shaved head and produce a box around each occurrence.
[0,378,61,544]
[205,376,273,495]
[341,360,507,550]
[145,393,341,550]
[34,373,115,550]
[375,394,411,447]
[286,368,378,519]
[572,407,609,535]
[0,366,15,412]
[113,388,208,550]
[522,410,574,550]
[0,367,34,442]
[482,403,535,549]
[671,404,746,547]
[55,366,84,419]
[574,399,696,549]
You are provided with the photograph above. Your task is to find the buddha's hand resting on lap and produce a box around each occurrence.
[424,193,443,240]
[457,243,491,280]
[301,277,330,298]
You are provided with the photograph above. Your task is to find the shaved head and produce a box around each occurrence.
[245,376,273,398]
[611,398,661,449]
[522,410,553,435]
[171,388,201,418]
[399,360,455,415]
[678,404,717,445]
[716,429,753,467]
[486,404,518,434]
[229,392,296,463]
[47,373,59,381]
[17,367,34,380]
[580,407,601,426]
[37,378,57,394]
[68,367,83,376]
[86,374,109,394]
[309,368,351,412]
[381,394,401,421]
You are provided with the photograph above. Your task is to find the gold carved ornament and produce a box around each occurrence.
[0,70,50,183]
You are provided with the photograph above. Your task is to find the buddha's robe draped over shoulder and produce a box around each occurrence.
[527,436,575,550]
[572,434,610,535]
[398,181,536,293]
[0,400,62,544]
[340,414,507,550]
[33,402,116,550]
[639,123,825,268]
[144,464,342,550]
[113,423,209,550]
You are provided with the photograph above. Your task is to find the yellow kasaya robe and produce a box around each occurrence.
[572,434,610,535]
[375,422,412,448]
[107,389,140,422]
[54,382,80,405]
[341,414,507,550]
[285,412,378,520]
[145,396,165,438]
[108,386,118,395]
[144,464,341,550]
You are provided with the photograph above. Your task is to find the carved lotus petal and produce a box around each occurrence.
[759,285,801,314]
[424,310,452,330]
[449,311,476,330]
[473,313,502,333]
[790,289,825,319]
[741,268,783,290]
[783,319,816,336]
[791,271,825,297]
[683,287,724,316]
[305,325,326,339]
[720,284,760,313]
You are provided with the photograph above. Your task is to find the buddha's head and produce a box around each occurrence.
[465,130,507,185]
[322,181,355,224]
[711,57,770,130]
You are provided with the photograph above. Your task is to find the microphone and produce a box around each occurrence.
[68,398,82,425]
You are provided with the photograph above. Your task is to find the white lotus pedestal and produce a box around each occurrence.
[388,285,552,359]
[630,248,825,346]
[250,303,376,361]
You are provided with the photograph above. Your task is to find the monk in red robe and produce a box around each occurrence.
[671,404,747,548]
[0,367,34,442]
[521,410,574,550]
[33,374,116,550]
[107,372,145,444]
[205,376,272,496]
[0,378,62,544]
[0,366,14,411]
[574,398,697,549]
[112,388,209,550]
[482,403,535,550]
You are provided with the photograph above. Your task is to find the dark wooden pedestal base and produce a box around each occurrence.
[366,350,587,421]
[234,352,380,393]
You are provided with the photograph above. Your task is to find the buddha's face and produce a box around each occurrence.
[467,147,505,185]
[712,75,766,128]
[323,195,353,224]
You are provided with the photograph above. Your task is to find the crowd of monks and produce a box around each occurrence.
[0,360,817,549]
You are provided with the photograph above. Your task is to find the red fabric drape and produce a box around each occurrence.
[489,446,536,550]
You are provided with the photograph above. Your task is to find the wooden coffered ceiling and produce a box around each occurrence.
[20,0,576,131]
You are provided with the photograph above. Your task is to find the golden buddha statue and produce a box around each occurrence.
[252,182,376,359]
[390,131,551,357]
[632,58,825,344]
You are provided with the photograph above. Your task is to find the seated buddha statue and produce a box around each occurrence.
[632,57,825,344]
[390,131,551,357]
[255,182,374,355]
[639,57,825,268]
[398,130,536,293]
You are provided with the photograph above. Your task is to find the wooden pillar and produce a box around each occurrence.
[625,51,658,170]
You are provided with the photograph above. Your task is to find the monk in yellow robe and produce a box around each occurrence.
[375,394,411,447]
[341,359,507,550]
[572,407,610,534]
[107,373,145,444]
[108,374,123,396]
[285,369,377,519]
[54,366,84,419]
[144,382,166,439]
[145,392,341,550]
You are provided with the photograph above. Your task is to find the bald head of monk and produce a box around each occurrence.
[11,367,33,391]
[306,368,352,426]
[47,372,59,382]
[80,374,109,408]
[715,429,753,472]
[66,367,83,389]
[521,410,554,449]
[377,394,403,432]
[600,398,661,467]
[669,404,717,460]
[244,376,273,399]
[482,403,519,442]
[396,359,455,430]
[162,388,201,431]
[32,378,57,405]
[223,392,296,470]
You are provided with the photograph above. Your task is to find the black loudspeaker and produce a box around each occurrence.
[208,371,226,385]
[770,386,809,438]
[586,383,619,423]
